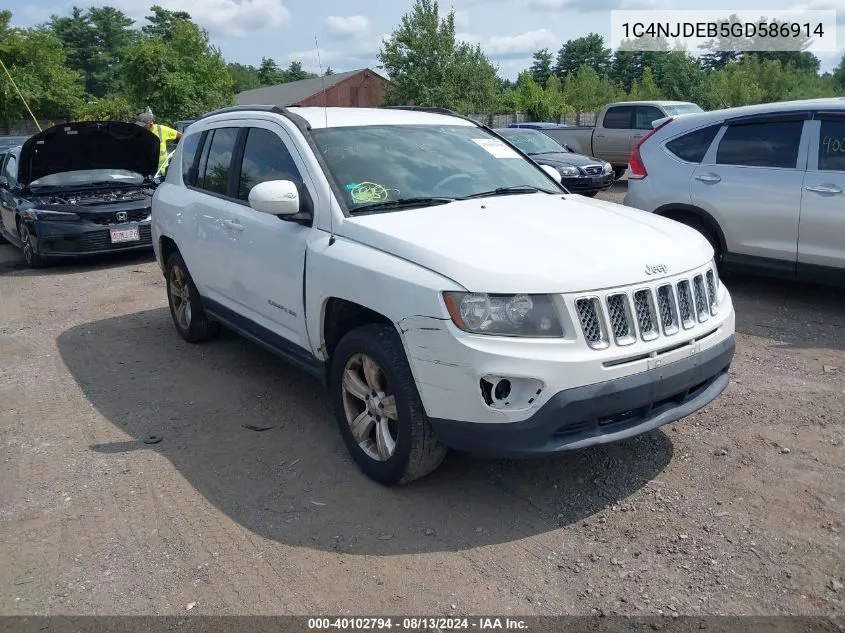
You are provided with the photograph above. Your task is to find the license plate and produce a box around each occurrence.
[110,227,140,243]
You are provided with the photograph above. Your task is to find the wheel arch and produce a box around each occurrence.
[652,203,727,256]
[321,298,394,362]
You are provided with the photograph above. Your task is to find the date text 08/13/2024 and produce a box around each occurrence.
[307,617,528,630]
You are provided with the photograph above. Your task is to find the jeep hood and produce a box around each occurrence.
[18,121,160,186]
[340,193,714,294]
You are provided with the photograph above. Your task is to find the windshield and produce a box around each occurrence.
[497,130,566,155]
[30,169,144,188]
[311,124,560,211]
[664,104,704,116]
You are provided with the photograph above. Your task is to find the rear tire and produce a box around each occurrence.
[165,252,220,343]
[330,323,447,486]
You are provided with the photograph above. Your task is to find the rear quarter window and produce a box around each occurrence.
[665,124,722,163]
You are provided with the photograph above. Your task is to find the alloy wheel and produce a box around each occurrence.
[341,353,399,461]
[169,264,192,330]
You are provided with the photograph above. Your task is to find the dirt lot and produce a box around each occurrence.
[1,181,843,616]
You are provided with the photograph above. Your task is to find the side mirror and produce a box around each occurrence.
[248,179,300,216]
[540,164,562,184]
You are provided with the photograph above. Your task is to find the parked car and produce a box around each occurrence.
[623,98,845,287]
[0,121,160,268]
[152,104,736,486]
[495,127,613,197]
[544,101,703,179]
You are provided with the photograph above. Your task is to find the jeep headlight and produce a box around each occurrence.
[443,292,564,337]
[557,165,580,177]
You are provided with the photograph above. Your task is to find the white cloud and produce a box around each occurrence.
[453,10,470,28]
[325,15,371,39]
[458,28,558,58]
[789,1,845,24]
[104,0,292,38]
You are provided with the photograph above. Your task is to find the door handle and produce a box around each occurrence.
[695,174,721,183]
[224,219,244,231]
[804,184,842,194]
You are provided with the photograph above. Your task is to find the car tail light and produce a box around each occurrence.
[628,117,673,180]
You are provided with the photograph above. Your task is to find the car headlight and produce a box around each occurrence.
[557,165,580,177]
[23,209,80,221]
[603,162,613,174]
[443,292,564,337]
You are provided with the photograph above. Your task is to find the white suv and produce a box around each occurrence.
[151,104,736,485]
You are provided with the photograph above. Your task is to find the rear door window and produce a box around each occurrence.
[665,124,722,163]
[635,106,664,130]
[715,120,804,169]
[818,119,845,172]
[603,106,634,129]
[199,127,240,195]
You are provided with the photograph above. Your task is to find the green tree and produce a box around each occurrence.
[561,65,621,113]
[611,36,670,91]
[227,62,262,93]
[257,57,285,85]
[324,66,335,75]
[628,67,664,100]
[285,60,312,81]
[50,6,135,98]
[655,51,716,108]
[74,95,134,121]
[121,18,233,122]
[450,42,501,114]
[831,53,845,91]
[378,0,499,111]
[0,11,84,125]
[554,33,611,79]
[711,61,763,106]
[698,14,746,70]
[514,71,550,121]
[141,5,192,42]
[529,48,553,86]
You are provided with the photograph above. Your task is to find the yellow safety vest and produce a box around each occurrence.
[154,124,180,171]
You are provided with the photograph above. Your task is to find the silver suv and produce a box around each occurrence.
[623,98,845,286]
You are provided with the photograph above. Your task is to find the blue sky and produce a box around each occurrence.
[7,0,845,80]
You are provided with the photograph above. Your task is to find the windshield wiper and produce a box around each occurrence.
[350,197,455,213]
[457,185,557,200]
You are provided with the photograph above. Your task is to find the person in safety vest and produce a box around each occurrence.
[135,108,182,174]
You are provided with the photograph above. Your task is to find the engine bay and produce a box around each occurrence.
[36,187,155,207]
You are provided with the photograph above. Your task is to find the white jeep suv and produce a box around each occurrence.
[151,104,736,485]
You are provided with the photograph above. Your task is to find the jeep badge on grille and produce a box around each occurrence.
[645,264,667,275]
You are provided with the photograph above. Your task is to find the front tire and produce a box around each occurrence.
[330,324,447,486]
[18,222,46,268]
[165,252,219,343]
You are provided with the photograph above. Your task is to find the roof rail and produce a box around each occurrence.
[197,104,292,120]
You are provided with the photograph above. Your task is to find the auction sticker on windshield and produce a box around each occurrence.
[472,138,520,158]
[110,227,140,243]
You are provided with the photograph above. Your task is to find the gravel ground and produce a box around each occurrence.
[0,182,843,616]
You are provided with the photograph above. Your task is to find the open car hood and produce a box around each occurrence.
[18,121,160,186]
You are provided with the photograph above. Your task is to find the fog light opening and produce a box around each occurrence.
[493,379,511,401]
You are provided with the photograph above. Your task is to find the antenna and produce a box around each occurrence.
[314,36,335,245]
[315,37,328,128]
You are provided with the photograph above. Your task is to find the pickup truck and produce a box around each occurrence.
[151,104,735,486]
[542,101,703,179]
